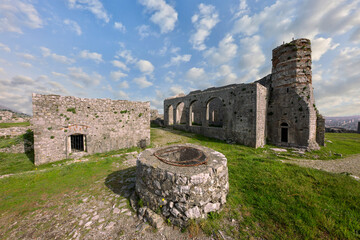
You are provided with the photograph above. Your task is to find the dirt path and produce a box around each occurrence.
[283,154,360,180]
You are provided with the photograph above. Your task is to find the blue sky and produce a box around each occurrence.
[0,0,359,116]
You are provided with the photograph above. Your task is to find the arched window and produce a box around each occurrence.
[189,100,202,126]
[206,97,224,128]
[167,105,173,125]
[176,102,186,124]
[281,122,289,143]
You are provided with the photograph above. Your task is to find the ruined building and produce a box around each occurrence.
[164,38,325,150]
[32,94,150,165]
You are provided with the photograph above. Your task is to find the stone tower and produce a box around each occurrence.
[358,122,360,133]
[267,38,320,150]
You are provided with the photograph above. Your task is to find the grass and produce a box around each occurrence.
[0,129,360,239]
[269,133,360,160]
[0,122,30,128]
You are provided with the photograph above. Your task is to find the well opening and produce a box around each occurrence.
[154,146,207,167]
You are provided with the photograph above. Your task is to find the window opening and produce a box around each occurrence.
[71,134,85,152]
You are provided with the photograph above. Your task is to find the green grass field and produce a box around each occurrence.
[0,129,360,239]
[0,122,30,128]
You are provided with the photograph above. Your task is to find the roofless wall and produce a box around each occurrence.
[32,94,150,165]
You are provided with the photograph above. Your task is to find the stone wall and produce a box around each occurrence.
[32,94,150,165]
[316,115,325,146]
[267,38,319,150]
[0,110,13,123]
[0,126,31,137]
[164,38,324,150]
[358,122,360,133]
[136,144,229,227]
[164,83,268,148]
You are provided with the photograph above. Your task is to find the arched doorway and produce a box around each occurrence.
[176,102,186,124]
[189,100,202,126]
[206,97,224,128]
[281,122,289,143]
[167,105,174,125]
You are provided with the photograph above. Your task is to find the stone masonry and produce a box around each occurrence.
[32,94,150,165]
[136,144,229,227]
[0,110,13,123]
[164,38,324,150]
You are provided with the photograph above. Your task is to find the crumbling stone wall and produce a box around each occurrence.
[32,94,150,165]
[0,110,13,123]
[267,38,319,150]
[164,38,324,150]
[316,115,325,146]
[164,83,267,148]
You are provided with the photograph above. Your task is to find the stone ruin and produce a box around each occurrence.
[0,110,13,123]
[135,143,228,227]
[32,93,150,165]
[358,122,360,134]
[164,38,325,150]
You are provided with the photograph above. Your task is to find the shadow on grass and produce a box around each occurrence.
[105,166,136,199]
[23,129,34,164]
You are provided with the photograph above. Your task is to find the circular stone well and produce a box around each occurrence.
[135,143,229,226]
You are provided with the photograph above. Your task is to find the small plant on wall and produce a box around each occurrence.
[67,108,76,114]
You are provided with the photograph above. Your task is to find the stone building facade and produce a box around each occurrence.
[32,94,150,165]
[164,38,324,150]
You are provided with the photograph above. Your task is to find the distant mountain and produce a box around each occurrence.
[325,115,360,131]
[0,104,31,118]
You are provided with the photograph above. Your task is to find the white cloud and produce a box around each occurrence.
[19,62,32,68]
[311,37,339,61]
[52,72,67,78]
[233,0,249,18]
[116,49,137,64]
[11,75,34,85]
[40,47,75,64]
[137,60,154,74]
[47,81,70,95]
[238,35,266,82]
[79,50,103,63]
[164,71,175,83]
[67,67,102,86]
[114,22,126,33]
[110,70,128,81]
[216,65,238,86]
[350,27,360,43]
[0,43,11,52]
[204,34,238,65]
[314,47,360,116]
[190,4,219,51]
[118,81,129,89]
[116,90,129,99]
[64,19,82,35]
[133,76,153,88]
[111,60,129,71]
[0,0,43,33]
[136,25,156,39]
[185,67,210,89]
[67,0,110,23]
[169,85,185,96]
[17,52,35,60]
[164,54,191,67]
[138,0,178,33]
